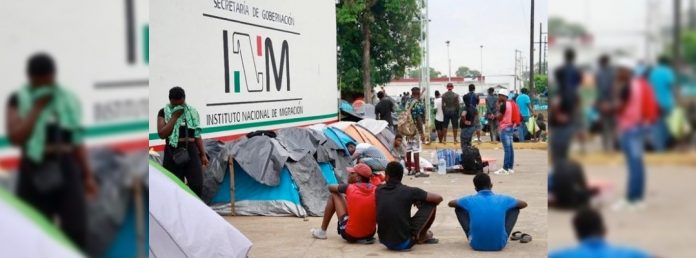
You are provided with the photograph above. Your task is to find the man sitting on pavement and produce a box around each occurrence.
[311,163,380,244]
[448,173,528,251]
[376,162,442,251]
[347,142,388,172]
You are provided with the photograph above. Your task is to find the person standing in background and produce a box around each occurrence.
[441,83,460,144]
[515,88,534,142]
[595,55,617,152]
[612,63,652,210]
[551,49,582,163]
[648,56,677,152]
[495,89,515,175]
[157,87,208,197]
[404,87,426,175]
[486,87,499,143]
[5,53,99,250]
[460,84,479,148]
[433,90,444,143]
[375,91,395,129]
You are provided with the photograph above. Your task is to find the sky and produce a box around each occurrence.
[549,0,679,64]
[426,0,548,86]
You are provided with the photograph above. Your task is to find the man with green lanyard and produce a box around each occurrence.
[5,53,98,250]
[157,87,208,197]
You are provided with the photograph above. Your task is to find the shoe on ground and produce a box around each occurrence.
[507,169,515,174]
[611,199,630,211]
[311,228,327,239]
[415,172,430,178]
[493,168,508,175]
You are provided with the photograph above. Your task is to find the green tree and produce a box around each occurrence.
[533,74,548,95]
[337,0,422,98]
[408,67,442,79]
[455,66,470,77]
[454,66,481,78]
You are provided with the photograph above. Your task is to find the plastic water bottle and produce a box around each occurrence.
[438,158,446,175]
[431,151,438,164]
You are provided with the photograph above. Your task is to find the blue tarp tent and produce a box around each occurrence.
[323,127,356,156]
[210,161,338,217]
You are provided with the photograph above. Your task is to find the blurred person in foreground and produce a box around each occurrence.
[549,208,653,258]
[448,173,528,251]
[612,60,658,210]
[647,56,677,152]
[595,55,617,152]
[5,53,98,250]
[376,161,442,251]
[548,159,598,210]
[551,48,582,163]
[157,86,208,197]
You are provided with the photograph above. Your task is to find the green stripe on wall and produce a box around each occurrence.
[0,120,148,148]
[148,112,337,140]
[233,71,240,93]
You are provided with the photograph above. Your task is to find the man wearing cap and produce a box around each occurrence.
[441,83,460,143]
[311,163,381,243]
[495,89,515,175]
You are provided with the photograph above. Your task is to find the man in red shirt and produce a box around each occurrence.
[311,163,381,243]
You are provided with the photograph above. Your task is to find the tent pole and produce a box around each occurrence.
[229,156,236,216]
[133,177,145,258]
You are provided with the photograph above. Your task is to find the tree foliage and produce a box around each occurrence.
[407,67,442,79]
[455,66,481,78]
[337,0,422,98]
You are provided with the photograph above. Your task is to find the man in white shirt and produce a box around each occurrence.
[434,90,445,143]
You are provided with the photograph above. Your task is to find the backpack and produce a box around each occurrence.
[552,159,590,209]
[638,78,659,124]
[460,145,486,174]
[509,101,522,125]
[397,101,418,137]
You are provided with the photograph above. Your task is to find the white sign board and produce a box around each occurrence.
[0,0,149,168]
[149,0,338,148]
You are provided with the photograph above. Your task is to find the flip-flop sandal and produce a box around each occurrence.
[520,234,532,243]
[355,238,376,245]
[415,172,430,178]
[422,238,439,244]
[510,231,523,241]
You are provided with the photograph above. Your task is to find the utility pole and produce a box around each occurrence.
[529,0,535,95]
[514,49,522,91]
[675,0,682,69]
[538,23,543,75]
[480,45,484,78]
[691,0,696,29]
[446,40,451,82]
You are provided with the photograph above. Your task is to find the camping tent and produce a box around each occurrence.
[331,122,396,161]
[206,128,341,217]
[0,188,84,258]
[357,119,396,155]
[149,160,252,258]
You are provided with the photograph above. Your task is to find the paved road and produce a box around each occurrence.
[226,149,548,258]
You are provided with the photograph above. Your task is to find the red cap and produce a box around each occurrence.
[347,163,372,178]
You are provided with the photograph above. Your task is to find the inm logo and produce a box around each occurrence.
[222,30,289,93]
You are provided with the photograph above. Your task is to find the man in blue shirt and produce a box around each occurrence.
[448,173,528,251]
[549,208,652,258]
[648,56,677,152]
[515,88,534,141]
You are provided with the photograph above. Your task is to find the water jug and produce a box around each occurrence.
[438,158,446,175]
